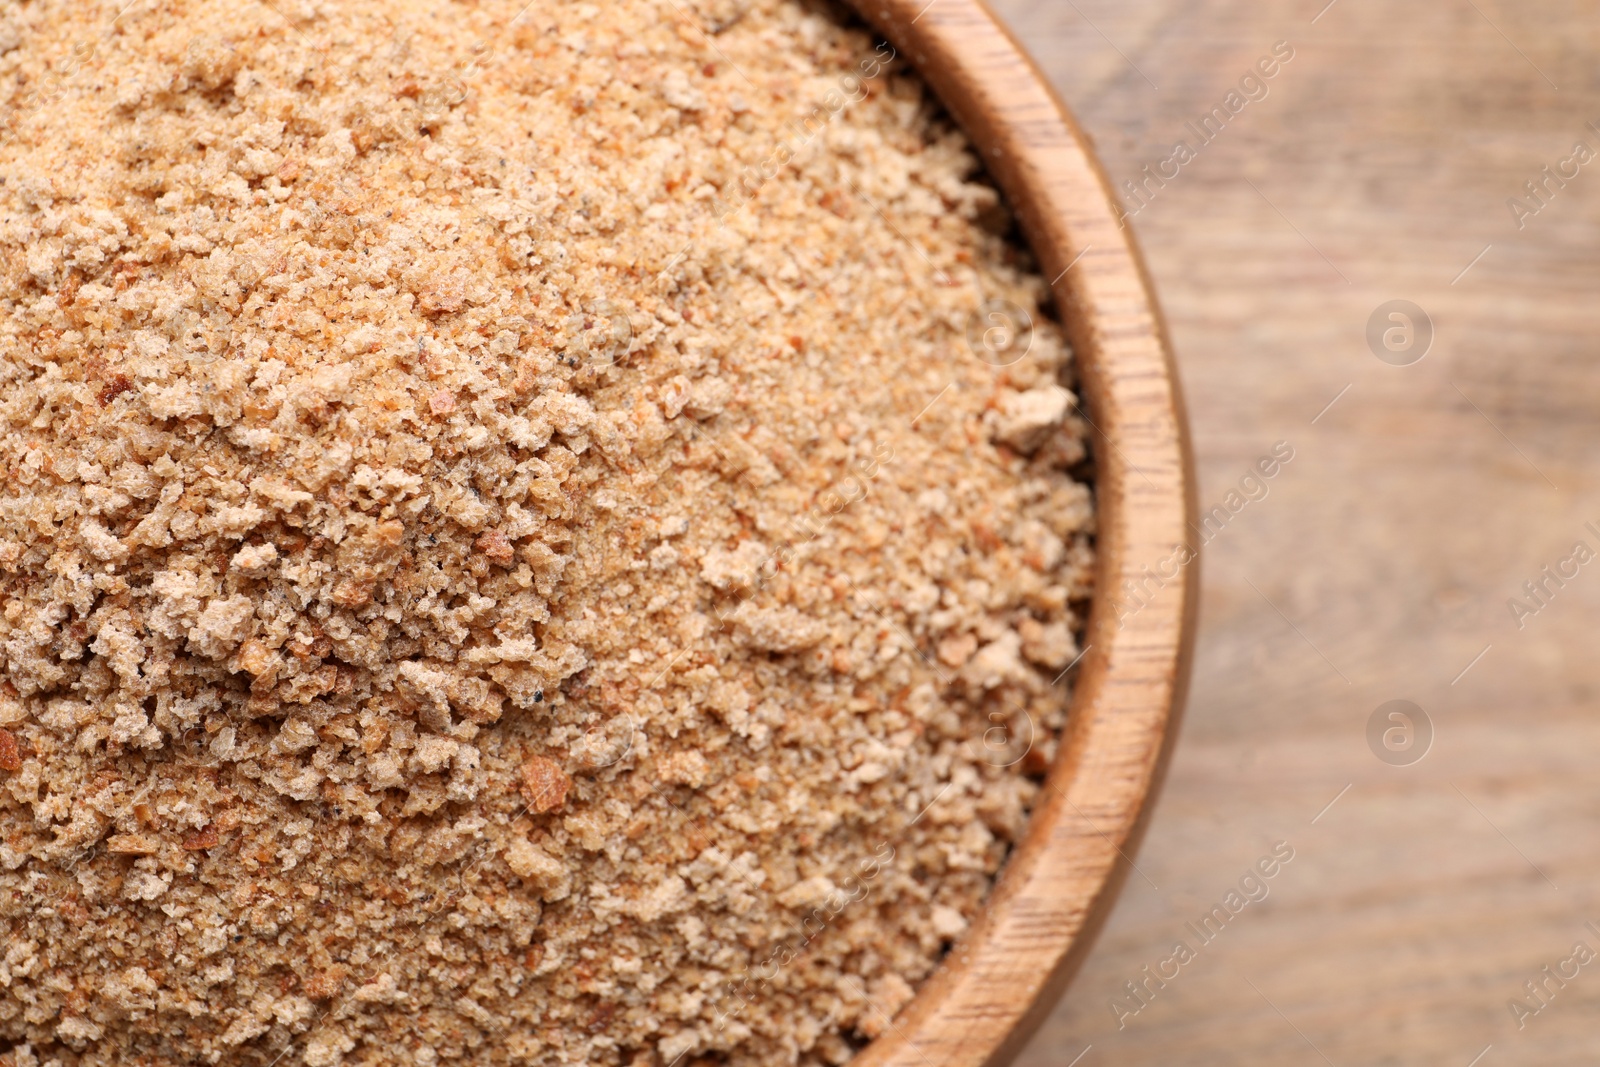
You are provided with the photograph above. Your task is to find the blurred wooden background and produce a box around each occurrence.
[982,2,1600,1065]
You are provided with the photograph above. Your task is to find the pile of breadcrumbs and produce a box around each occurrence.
[0,0,1094,1064]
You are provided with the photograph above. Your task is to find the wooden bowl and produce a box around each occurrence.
[838,2,1198,1064]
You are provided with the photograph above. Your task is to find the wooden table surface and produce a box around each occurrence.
[980,2,1600,1065]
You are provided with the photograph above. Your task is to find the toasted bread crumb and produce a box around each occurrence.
[0,1,1092,1064]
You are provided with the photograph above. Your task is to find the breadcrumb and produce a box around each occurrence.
[0,1,1094,1065]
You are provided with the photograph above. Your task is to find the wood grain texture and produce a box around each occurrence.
[976,2,1600,1065]
[837,3,1198,1065]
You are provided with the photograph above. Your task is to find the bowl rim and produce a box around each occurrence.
[840,2,1198,1064]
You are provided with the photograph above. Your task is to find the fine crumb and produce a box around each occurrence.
[0,1,1095,1065]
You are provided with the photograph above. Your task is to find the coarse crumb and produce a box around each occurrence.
[0,1,1095,1065]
